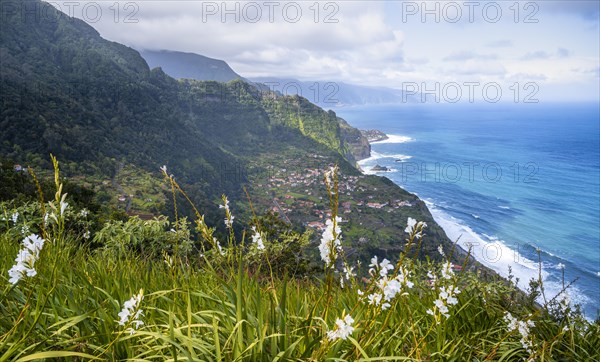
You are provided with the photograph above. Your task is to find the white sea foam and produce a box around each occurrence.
[358,151,411,175]
[358,151,412,164]
[424,200,590,310]
[393,154,412,162]
[371,134,414,144]
[358,151,386,164]
[361,167,399,175]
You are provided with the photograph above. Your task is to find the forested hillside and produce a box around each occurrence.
[1,1,351,200]
[1,0,455,260]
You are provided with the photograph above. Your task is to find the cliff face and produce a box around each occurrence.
[338,118,371,163]
[1,0,475,269]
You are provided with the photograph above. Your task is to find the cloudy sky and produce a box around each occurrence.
[52,1,599,102]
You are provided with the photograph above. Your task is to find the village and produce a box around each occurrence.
[250,155,415,232]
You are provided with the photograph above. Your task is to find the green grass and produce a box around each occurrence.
[2,234,598,361]
[0,162,598,361]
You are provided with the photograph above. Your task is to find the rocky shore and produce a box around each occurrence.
[361,129,389,143]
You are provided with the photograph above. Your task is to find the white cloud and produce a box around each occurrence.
[48,0,599,100]
[486,40,513,48]
[443,51,498,62]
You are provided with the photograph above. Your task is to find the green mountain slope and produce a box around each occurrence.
[0,2,236,194]
[0,1,347,193]
[140,49,244,82]
[137,49,370,164]
[0,0,463,264]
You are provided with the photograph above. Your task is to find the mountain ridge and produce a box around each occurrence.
[250,76,418,107]
[137,49,373,161]
[137,49,418,107]
[140,49,245,83]
[1,0,462,265]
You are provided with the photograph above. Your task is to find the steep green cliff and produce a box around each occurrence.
[0,0,457,260]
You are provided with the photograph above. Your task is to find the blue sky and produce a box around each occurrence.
[53,1,599,102]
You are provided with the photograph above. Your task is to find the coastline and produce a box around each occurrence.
[356,130,594,318]
[355,133,537,294]
[356,130,484,265]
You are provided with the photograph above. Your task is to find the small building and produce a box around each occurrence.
[127,211,155,220]
[307,221,326,230]
[367,202,386,209]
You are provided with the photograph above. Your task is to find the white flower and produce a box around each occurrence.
[339,263,356,288]
[20,225,29,235]
[404,217,416,234]
[79,209,89,218]
[251,226,265,251]
[378,258,394,277]
[22,234,44,254]
[368,255,379,275]
[438,245,445,257]
[368,256,394,277]
[318,216,342,267]
[327,314,354,341]
[343,264,355,280]
[368,292,382,306]
[446,295,459,306]
[369,256,378,267]
[118,290,144,335]
[219,197,230,211]
[381,279,402,301]
[224,215,234,229]
[434,298,449,317]
[557,263,565,270]
[427,282,460,320]
[504,312,535,354]
[7,234,45,285]
[558,292,570,313]
[11,212,19,224]
[83,231,90,240]
[60,201,68,216]
[215,239,225,256]
[379,259,394,277]
[504,312,518,330]
[160,165,173,178]
[441,262,454,280]
[427,270,436,282]
[397,267,414,289]
[220,196,234,229]
[404,217,427,238]
[364,260,413,310]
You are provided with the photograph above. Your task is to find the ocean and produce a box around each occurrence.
[335,102,600,319]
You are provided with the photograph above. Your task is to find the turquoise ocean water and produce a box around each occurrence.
[336,103,600,319]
